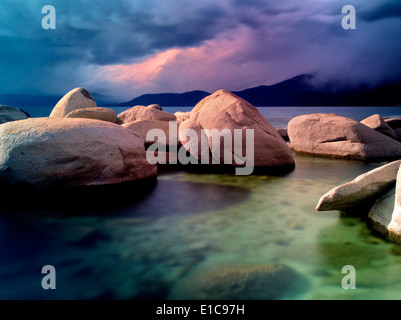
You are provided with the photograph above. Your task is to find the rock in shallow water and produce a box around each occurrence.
[316,160,401,211]
[122,120,179,147]
[178,90,295,172]
[387,165,401,243]
[169,262,300,300]
[368,188,395,239]
[368,165,401,244]
[0,105,30,124]
[361,114,397,139]
[0,117,157,188]
[65,107,116,123]
[117,105,176,124]
[288,113,401,161]
[49,87,97,118]
[174,111,190,125]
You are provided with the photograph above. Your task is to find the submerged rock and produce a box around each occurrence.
[361,114,397,139]
[116,105,176,125]
[178,90,295,173]
[169,263,299,300]
[0,105,30,124]
[49,87,97,118]
[65,107,116,123]
[316,160,401,211]
[0,117,157,188]
[288,113,401,161]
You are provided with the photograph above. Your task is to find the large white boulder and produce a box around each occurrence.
[0,117,157,188]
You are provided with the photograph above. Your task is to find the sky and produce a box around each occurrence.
[1,0,401,101]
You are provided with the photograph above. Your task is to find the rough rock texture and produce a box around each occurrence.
[65,107,117,123]
[0,118,157,188]
[117,105,176,124]
[0,105,30,124]
[147,104,162,111]
[174,111,191,124]
[316,160,401,211]
[178,90,295,171]
[169,263,299,300]
[122,120,179,146]
[361,114,397,139]
[49,87,97,118]
[288,113,401,161]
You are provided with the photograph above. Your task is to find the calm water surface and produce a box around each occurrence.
[1,155,401,300]
[1,106,401,300]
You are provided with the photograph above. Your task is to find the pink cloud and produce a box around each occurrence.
[94,25,307,100]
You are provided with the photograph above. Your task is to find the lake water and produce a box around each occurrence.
[1,106,401,300]
[25,106,401,129]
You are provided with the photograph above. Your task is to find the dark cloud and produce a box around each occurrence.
[359,0,401,21]
[0,0,400,98]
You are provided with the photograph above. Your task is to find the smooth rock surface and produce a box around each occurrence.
[361,114,397,139]
[117,105,176,124]
[65,107,116,123]
[178,90,295,171]
[288,113,401,161]
[174,111,190,124]
[0,118,157,188]
[316,160,401,211]
[387,166,401,243]
[50,87,97,118]
[122,120,179,146]
[368,188,395,239]
[0,105,30,124]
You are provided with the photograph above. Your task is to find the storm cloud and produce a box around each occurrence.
[0,0,400,100]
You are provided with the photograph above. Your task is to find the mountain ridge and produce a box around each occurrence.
[1,74,400,108]
[115,74,401,107]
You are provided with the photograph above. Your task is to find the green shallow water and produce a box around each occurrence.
[1,154,401,300]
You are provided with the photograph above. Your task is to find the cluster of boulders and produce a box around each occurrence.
[3,87,401,243]
[287,113,401,161]
[0,88,295,190]
[281,112,401,243]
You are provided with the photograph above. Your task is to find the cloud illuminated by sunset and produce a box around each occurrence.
[0,0,401,100]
